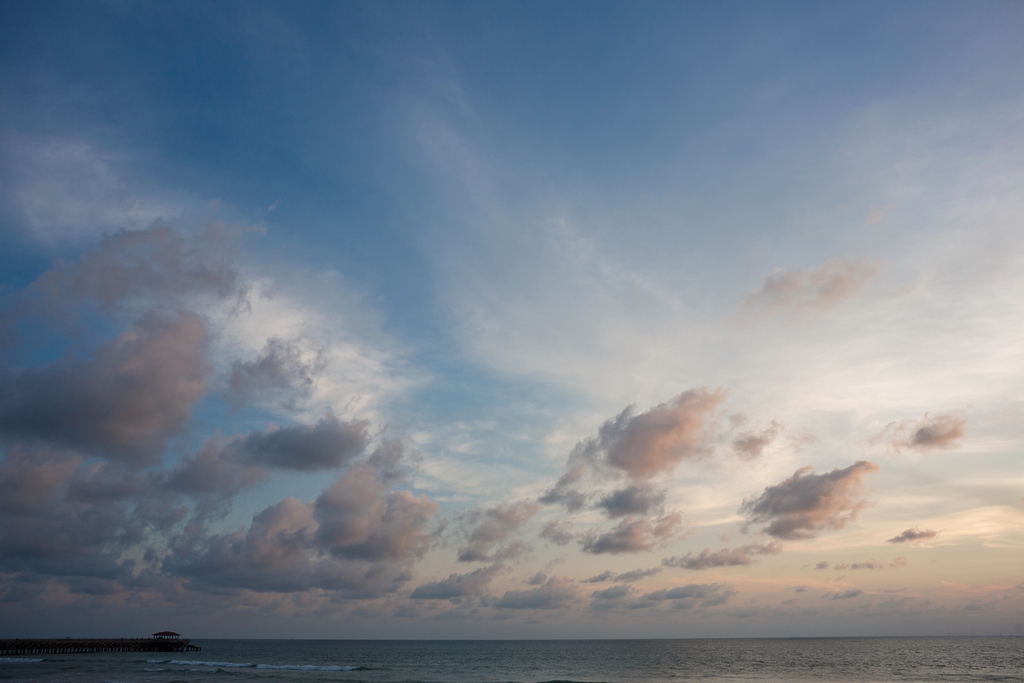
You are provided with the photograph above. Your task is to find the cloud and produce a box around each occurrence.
[409,564,501,600]
[585,389,724,479]
[169,462,437,597]
[642,583,736,609]
[596,484,666,518]
[834,560,883,570]
[236,413,370,471]
[494,578,578,609]
[732,420,783,460]
[5,225,241,334]
[581,513,682,555]
[0,446,155,589]
[526,571,547,585]
[582,567,662,583]
[884,413,966,452]
[0,312,209,465]
[591,584,636,600]
[314,464,437,563]
[815,561,830,570]
[541,389,723,512]
[662,541,782,570]
[165,436,266,503]
[228,337,328,409]
[829,588,864,600]
[744,256,875,312]
[890,557,908,569]
[887,528,939,544]
[739,461,879,539]
[539,520,575,546]
[457,501,539,562]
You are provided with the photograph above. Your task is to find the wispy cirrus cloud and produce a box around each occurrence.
[662,541,782,570]
[744,257,876,312]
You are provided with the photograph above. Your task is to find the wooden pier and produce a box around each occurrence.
[0,638,200,656]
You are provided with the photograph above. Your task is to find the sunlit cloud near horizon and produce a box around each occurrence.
[1,1,1023,639]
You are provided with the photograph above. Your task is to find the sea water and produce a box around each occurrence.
[2,638,1022,683]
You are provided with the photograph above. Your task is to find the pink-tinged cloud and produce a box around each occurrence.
[581,513,683,555]
[739,461,879,539]
[744,256,876,312]
[883,412,966,452]
[732,420,783,460]
[170,462,437,597]
[662,541,782,570]
[541,389,724,510]
[887,527,939,544]
[0,312,209,465]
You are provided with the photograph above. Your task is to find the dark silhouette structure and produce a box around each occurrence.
[0,636,200,655]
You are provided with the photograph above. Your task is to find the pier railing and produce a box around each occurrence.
[0,638,200,655]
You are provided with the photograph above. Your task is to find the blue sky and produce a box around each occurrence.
[1,1,1023,638]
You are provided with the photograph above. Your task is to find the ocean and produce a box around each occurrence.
[2,638,1022,683]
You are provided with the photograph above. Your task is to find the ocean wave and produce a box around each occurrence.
[167,660,254,668]
[0,658,44,663]
[255,664,360,671]
[157,659,362,672]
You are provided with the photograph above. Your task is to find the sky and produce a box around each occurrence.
[1,0,1023,639]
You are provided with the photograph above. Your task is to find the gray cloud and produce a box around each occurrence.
[732,420,783,460]
[526,571,547,585]
[494,578,578,610]
[409,564,501,600]
[739,461,879,539]
[834,560,883,570]
[591,584,636,600]
[642,583,735,609]
[165,436,267,501]
[582,567,663,583]
[0,313,209,465]
[6,225,241,330]
[884,413,967,452]
[744,256,875,312]
[815,561,830,570]
[829,588,864,600]
[314,464,437,562]
[168,463,438,597]
[539,520,575,546]
[887,527,939,544]
[228,337,327,409]
[457,501,539,562]
[662,541,782,570]
[597,484,666,518]
[236,413,369,471]
[0,446,155,590]
[614,567,663,582]
[581,513,682,555]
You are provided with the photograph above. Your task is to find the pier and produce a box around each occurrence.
[0,637,200,656]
